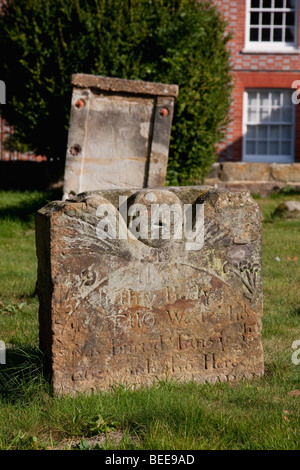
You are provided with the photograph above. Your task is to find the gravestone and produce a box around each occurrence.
[273,200,300,219]
[36,187,264,395]
[63,74,178,199]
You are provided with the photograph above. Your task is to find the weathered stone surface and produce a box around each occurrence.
[270,163,300,183]
[204,162,300,196]
[217,181,285,197]
[72,74,179,98]
[273,200,300,218]
[36,187,264,395]
[206,163,221,179]
[220,162,271,182]
[63,74,178,199]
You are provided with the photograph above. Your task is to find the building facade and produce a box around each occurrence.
[214,0,300,164]
[1,1,300,165]
[0,114,47,161]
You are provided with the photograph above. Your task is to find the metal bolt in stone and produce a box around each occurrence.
[75,99,85,109]
[69,144,81,156]
[159,107,169,117]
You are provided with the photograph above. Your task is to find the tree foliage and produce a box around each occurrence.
[0,0,232,184]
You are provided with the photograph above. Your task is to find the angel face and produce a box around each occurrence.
[127,190,184,248]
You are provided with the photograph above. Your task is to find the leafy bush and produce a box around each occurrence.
[0,0,232,185]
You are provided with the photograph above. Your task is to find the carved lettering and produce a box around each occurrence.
[111,335,171,356]
[167,307,186,325]
[37,188,263,394]
[112,311,156,329]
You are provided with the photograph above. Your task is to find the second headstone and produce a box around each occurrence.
[63,74,178,199]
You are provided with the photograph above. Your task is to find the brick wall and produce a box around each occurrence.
[214,0,300,163]
[0,113,47,161]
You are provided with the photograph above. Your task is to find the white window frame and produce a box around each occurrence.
[244,0,299,52]
[243,89,295,163]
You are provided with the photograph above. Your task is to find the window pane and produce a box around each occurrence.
[248,0,296,46]
[260,92,269,106]
[281,125,292,139]
[281,141,291,154]
[270,125,280,138]
[285,27,295,42]
[258,126,268,138]
[246,90,295,160]
[271,92,281,106]
[250,28,259,41]
[248,93,258,106]
[260,109,270,121]
[250,12,260,25]
[283,91,292,105]
[262,12,271,25]
[282,108,292,122]
[262,28,271,41]
[274,13,283,26]
[246,141,256,154]
[248,108,257,122]
[246,126,257,138]
[274,28,283,41]
[270,142,279,154]
[258,141,268,154]
[270,108,280,121]
[286,13,295,26]
[286,0,296,8]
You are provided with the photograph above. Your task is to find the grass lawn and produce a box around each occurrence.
[0,188,299,450]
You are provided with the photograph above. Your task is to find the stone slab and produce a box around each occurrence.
[220,162,271,182]
[72,73,179,98]
[204,162,300,196]
[36,186,264,395]
[270,163,300,182]
[63,74,178,199]
[205,181,286,196]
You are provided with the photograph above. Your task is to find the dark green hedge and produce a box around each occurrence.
[0,0,232,185]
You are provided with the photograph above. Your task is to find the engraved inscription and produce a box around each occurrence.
[37,188,264,394]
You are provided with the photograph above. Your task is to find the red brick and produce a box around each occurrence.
[213,0,300,162]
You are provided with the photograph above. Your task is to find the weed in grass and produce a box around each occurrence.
[86,414,119,436]
[74,438,91,450]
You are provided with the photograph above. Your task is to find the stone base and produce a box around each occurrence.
[205,163,300,196]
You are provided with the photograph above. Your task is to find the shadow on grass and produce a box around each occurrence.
[0,188,62,224]
[0,347,47,403]
[269,185,300,199]
[289,306,300,317]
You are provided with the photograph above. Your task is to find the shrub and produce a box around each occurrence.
[0,0,232,185]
